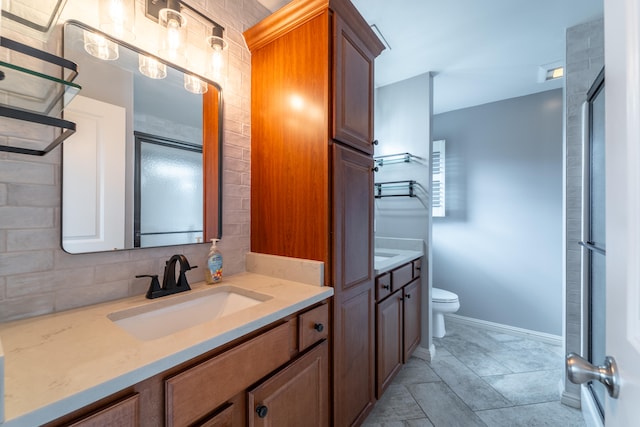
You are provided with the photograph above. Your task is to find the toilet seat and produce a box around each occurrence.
[432,288,458,303]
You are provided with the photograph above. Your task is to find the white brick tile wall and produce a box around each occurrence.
[0,0,271,322]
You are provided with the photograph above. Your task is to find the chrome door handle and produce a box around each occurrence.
[566,352,620,398]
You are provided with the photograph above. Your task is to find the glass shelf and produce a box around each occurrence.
[1,0,69,41]
[0,36,80,155]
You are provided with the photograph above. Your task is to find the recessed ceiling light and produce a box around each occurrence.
[538,61,564,83]
[546,66,564,80]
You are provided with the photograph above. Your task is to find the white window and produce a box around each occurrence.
[432,139,445,217]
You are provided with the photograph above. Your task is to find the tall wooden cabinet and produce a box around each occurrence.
[244,1,384,425]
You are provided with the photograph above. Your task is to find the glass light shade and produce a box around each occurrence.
[99,0,135,41]
[83,31,119,60]
[206,35,227,81]
[184,74,208,94]
[138,54,167,79]
[158,8,187,64]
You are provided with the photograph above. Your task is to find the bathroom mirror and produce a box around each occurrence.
[61,20,221,254]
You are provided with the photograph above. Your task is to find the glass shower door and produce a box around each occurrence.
[580,69,606,420]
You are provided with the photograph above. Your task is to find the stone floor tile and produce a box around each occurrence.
[365,384,426,423]
[394,357,440,385]
[408,382,487,427]
[429,355,512,410]
[476,401,586,426]
[484,369,563,405]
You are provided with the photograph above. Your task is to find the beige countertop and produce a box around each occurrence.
[0,272,333,427]
[374,247,423,275]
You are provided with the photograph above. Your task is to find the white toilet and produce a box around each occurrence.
[432,288,460,338]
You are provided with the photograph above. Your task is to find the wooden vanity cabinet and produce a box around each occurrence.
[375,259,422,397]
[244,1,383,426]
[46,302,330,427]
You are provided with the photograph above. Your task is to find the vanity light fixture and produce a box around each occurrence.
[99,0,135,42]
[83,31,119,60]
[138,54,167,79]
[146,0,227,83]
[207,25,228,79]
[184,73,208,94]
[145,0,187,65]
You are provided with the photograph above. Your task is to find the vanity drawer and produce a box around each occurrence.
[376,272,392,301]
[413,258,422,278]
[67,394,139,427]
[165,321,292,427]
[391,263,413,292]
[299,303,329,351]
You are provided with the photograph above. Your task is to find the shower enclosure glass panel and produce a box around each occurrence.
[582,69,606,419]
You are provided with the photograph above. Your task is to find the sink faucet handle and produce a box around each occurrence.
[136,274,162,299]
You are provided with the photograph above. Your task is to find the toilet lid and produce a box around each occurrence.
[432,288,458,303]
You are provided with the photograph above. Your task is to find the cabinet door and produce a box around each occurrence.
[333,134,375,426]
[333,13,376,154]
[248,341,329,427]
[376,291,403,398]
[403,279,421,361]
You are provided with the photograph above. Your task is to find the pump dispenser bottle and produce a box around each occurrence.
[205,239,223,284]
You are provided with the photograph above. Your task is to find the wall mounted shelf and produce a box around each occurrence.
[375,180,417,199]
[1,0,69,41]
[373,152,420,168]
[0,36,80,156]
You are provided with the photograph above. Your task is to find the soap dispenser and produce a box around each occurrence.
[205,239,223,284]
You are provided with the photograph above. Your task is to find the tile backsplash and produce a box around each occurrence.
[0,0,270,322]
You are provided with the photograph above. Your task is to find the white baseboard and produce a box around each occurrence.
[445,314,563,345]
[580,385,604,427]
[413,344,437,362]
[561,389,582,409]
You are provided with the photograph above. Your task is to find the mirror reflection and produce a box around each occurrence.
[61,20,221,254]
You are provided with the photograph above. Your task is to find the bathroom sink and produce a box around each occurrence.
[108,286,272,340]
[374,252,398,263]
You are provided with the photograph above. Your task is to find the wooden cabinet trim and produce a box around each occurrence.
[391,263,413,293]
[244,0,328,51]
[299,303,330,351]
[165,322,292,427]
[67,394,139,427]
[375,272,391,301]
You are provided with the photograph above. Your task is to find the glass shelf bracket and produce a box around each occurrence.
[0,36,80,156]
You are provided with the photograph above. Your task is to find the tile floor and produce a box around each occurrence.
[363,318,586,427]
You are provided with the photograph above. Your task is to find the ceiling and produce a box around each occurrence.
[257,0,603,114]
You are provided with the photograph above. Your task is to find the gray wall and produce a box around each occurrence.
[432,89,564,335]
[562,17,604,407]
[374,72,434,349]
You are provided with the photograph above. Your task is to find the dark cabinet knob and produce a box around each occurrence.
[314,323,324,332]
[406,293,412,299]
[373,139,379,145]
[372,166,379,172]
[382,284,390,290]
[256,405,268,418]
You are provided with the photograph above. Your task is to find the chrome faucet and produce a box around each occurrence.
[136,254,197,299]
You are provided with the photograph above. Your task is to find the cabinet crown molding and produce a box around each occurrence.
[244,0,384,55]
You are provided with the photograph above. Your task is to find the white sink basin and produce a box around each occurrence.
[108,286,272,340]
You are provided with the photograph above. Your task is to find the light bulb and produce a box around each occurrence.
[83,31,119,61]
[139,55,167,79]
[184,74,208,94]
[158,8,187,64]
[99,0,134,41]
